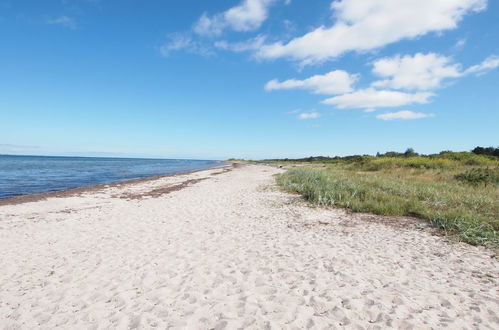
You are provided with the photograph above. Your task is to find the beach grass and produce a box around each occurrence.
[275,156,499,247]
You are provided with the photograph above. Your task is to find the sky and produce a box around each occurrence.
[1,0,498,160]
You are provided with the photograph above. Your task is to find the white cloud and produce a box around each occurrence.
[194,0,276,36]
[376,110,434,120]
[194,13,226,37]
[225,0,273,31]
[263,51,498,111]
[322,88,434,110]
[298,111,321,119]
[265,70,358,94]
[371,53,462,90]
[46,15,77,29]
[160,33,213,57]
[370,53,499,90]
[257,0,487,64]
[464,55,499,75]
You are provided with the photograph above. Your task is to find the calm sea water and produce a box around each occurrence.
[0,155,223,199]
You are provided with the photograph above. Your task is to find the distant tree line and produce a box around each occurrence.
[471,146,499,157]
[264,146,498,162]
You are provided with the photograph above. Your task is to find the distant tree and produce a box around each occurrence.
[404,148,418,157]
[383,151,403,157]
[472,147,485,154]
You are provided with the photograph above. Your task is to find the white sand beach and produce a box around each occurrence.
[0,164,497,329]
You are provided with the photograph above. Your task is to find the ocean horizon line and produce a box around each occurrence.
[0,153,221,162]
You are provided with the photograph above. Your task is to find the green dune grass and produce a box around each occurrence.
[276,157,498,247]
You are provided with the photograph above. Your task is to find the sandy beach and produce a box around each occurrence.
[0,163,497,329]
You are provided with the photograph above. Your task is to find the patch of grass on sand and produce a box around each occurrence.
[276,159,498,247]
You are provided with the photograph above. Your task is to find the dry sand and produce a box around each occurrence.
[0,164,497,329]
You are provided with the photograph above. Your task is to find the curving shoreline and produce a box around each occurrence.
[0,163,229,207]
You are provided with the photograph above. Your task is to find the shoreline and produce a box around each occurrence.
[0,162,231,207]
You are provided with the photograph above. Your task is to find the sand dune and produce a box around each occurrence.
[0,164,497,329]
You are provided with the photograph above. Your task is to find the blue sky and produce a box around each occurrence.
[1,0,498,159]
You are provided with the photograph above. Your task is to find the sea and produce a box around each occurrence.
[0,155,223,199]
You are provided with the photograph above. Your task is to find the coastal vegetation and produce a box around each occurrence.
[273,147,499,247]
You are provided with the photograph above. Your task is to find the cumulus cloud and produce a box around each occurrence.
[46,15,77,29]
[322,88,434,110]
[370,53,499,90]
[376,110,435,120]
[297,111,321,119]
[371,53,462,90]
[319,53,499,110]
[194,0,276,36]
[257,0,487,65]
[264,51,498,111]
[265,70,358,95]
